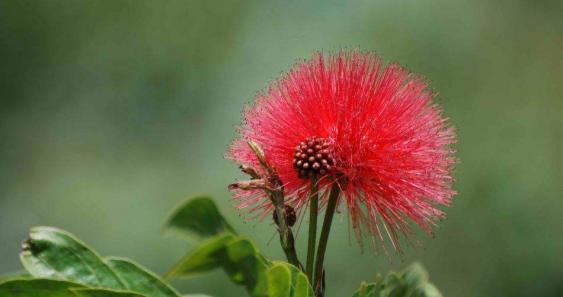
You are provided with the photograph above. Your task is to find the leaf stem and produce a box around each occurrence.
[313,182,340,296]
[306,175,319,281]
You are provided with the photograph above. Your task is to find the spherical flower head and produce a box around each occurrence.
[227,50,457,251]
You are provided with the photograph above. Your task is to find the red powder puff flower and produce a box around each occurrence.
[227,50,456,251]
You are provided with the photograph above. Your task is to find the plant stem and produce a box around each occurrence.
[246,141,303,269]
[271,189,302,268]
[306,175,319,281]
[313,182,340,295]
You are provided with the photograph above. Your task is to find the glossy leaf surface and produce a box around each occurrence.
[0,278,84,297]
[18,227,192,297]
[20,226,125,289]
[106,257,181,297]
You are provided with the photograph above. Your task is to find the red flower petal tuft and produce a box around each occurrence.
[227,50,457,251]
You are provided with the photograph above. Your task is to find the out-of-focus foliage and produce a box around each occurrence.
[1,1,562,297]
[352,264,442,297]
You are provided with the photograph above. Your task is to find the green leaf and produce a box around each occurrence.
[267,262,314,297]
[0,278,150,297]
[0,278,85,297]
[351,263,442,297]
[71,288,147,297]
[164,196,236,240]
[166,234,270,297]
[20,226,126,290]
[222,238,269,296]
[294,273,314,297]
[18,227,191,297]
[106,257,181,297]
[266,264,291,297]
[165,233,237,278]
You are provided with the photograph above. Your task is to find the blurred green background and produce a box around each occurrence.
[1,1,562,296]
